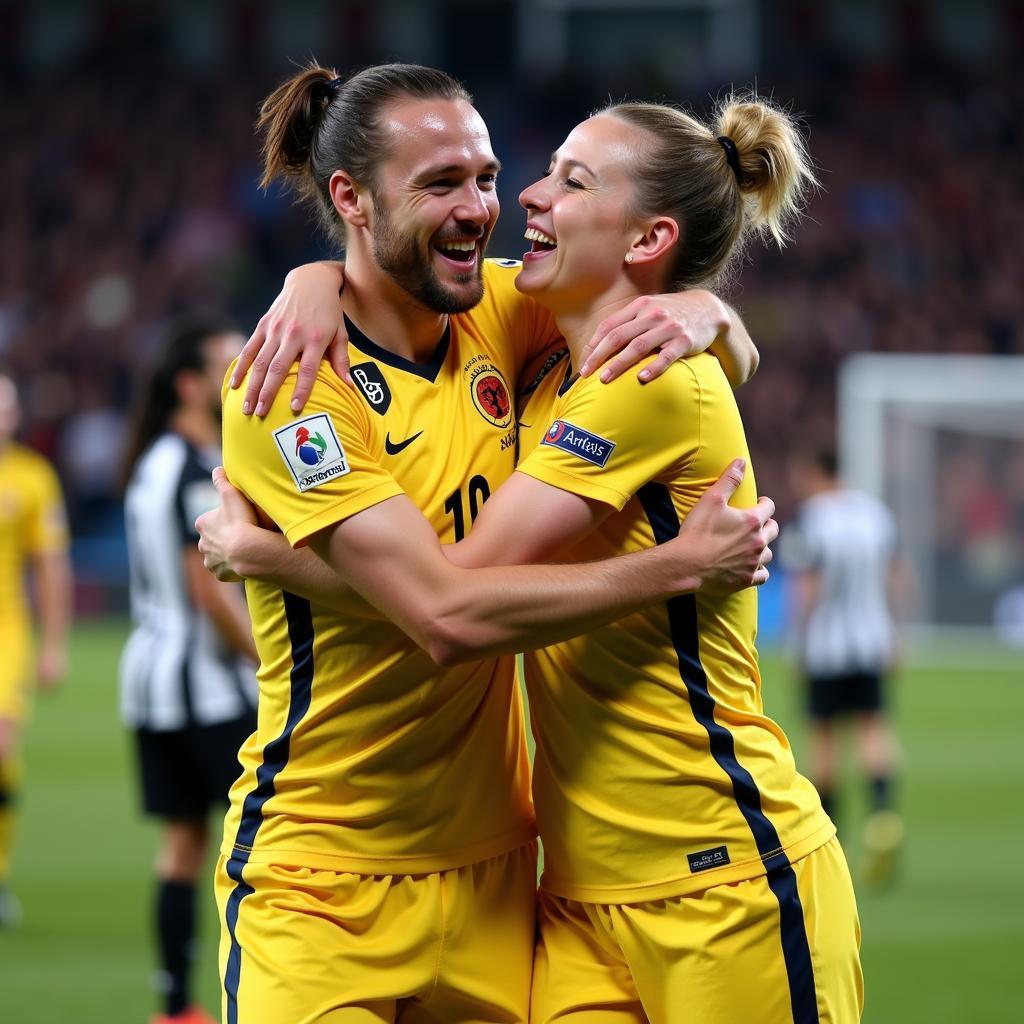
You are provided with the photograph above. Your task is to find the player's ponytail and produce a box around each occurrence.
[714,94,815,248]
[256,61,472,245]
[258,62,341,203]
[602,92,816,291]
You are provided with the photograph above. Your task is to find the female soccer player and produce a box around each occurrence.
[501,98,861,1024]
[208,91,862,1023]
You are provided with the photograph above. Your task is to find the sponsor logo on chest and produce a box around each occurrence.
[463,354,513,430]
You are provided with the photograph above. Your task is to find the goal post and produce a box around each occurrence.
[838,354,1024,646]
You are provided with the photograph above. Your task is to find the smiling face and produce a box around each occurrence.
[516,114,654,311]
[367,97,501,313]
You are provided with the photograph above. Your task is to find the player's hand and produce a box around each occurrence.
[229,261,351,417]
[196,468,261,582]
[36,644,68,692]
[675,459,778,593]
[578,290,730,384]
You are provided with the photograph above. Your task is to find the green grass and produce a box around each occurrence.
[1,619,1022,1022]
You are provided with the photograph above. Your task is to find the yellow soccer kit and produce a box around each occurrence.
[531,837,863,1024]
[516,352,856,1022]
[218,260,559,1022]
[216,842,539,1024]
[0,442,68,721]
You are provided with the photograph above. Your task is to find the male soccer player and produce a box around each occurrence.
[785,445,907,884]
[213,63,773,1024]
[0,372,72,927]
[120,318,259,1024]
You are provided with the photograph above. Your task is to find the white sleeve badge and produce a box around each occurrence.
[273,413,350,492]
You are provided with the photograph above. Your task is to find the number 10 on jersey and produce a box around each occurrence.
[444,475,491,542]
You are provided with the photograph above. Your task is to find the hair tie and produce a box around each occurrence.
[716,136,741,180]
[315,76,343,103]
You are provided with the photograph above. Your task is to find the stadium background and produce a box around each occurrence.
[1,0,1021,1021]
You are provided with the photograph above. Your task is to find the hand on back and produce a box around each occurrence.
[677,459,778,594]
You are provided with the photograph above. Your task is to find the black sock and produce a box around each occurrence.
[817,787,836,820]
[870,774,893,813]
[156,879,197,1016]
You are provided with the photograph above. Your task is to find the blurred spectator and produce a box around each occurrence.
[2,2,1022,602]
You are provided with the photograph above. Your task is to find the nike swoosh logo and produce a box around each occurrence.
[385,430,424,455]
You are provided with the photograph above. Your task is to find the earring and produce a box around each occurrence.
[625,253,634,264]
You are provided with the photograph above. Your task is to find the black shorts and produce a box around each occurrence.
[135,711,257,820]
[807,670,885,720]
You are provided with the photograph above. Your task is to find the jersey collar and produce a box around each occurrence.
[557,359,579,397]
[343,314,451,383]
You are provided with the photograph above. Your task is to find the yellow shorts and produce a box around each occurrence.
[216,841,538,1024]
[0,617,30,722]
[532,837,863,1024]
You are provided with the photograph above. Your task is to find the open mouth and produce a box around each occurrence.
[433,239,479,265]
[524,226,557,259]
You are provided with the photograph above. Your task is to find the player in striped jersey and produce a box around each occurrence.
[0,373,71,928]
[120,318,258,1024]
[785,446,907,885]
[206,64,773,1024]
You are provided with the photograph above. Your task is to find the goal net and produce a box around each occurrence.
[838,354,1024,646]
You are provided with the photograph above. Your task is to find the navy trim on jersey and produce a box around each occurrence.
[223,591,315,1024]
[767,861,821,1023]
[520,347,569,398]
[637,482,819,1023]
[344,314,451,383]
[222,852,254,1024]
[556,361,578,397]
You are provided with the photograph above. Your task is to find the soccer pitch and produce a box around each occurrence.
[1,619,1021,1023]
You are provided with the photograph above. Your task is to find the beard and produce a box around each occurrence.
[371,196,485,314]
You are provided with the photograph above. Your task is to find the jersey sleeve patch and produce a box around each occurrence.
[541,420,615,468]
[273,413,351,493]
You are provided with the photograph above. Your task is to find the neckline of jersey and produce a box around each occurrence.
[343,314,452,383]
[557,359,579,397]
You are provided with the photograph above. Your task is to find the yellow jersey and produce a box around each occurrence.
[221,260,559,874]
[0,442,68,621]
[516,351,834,902]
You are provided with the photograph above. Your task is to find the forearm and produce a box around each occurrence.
[235,526,358,613]
[286,259,345,291]
[34,552,72,650]
[316,477,769,665]
[414,540,704,665]
[709,301,759,387]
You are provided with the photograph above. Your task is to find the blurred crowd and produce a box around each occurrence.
[1,8,1022,612]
